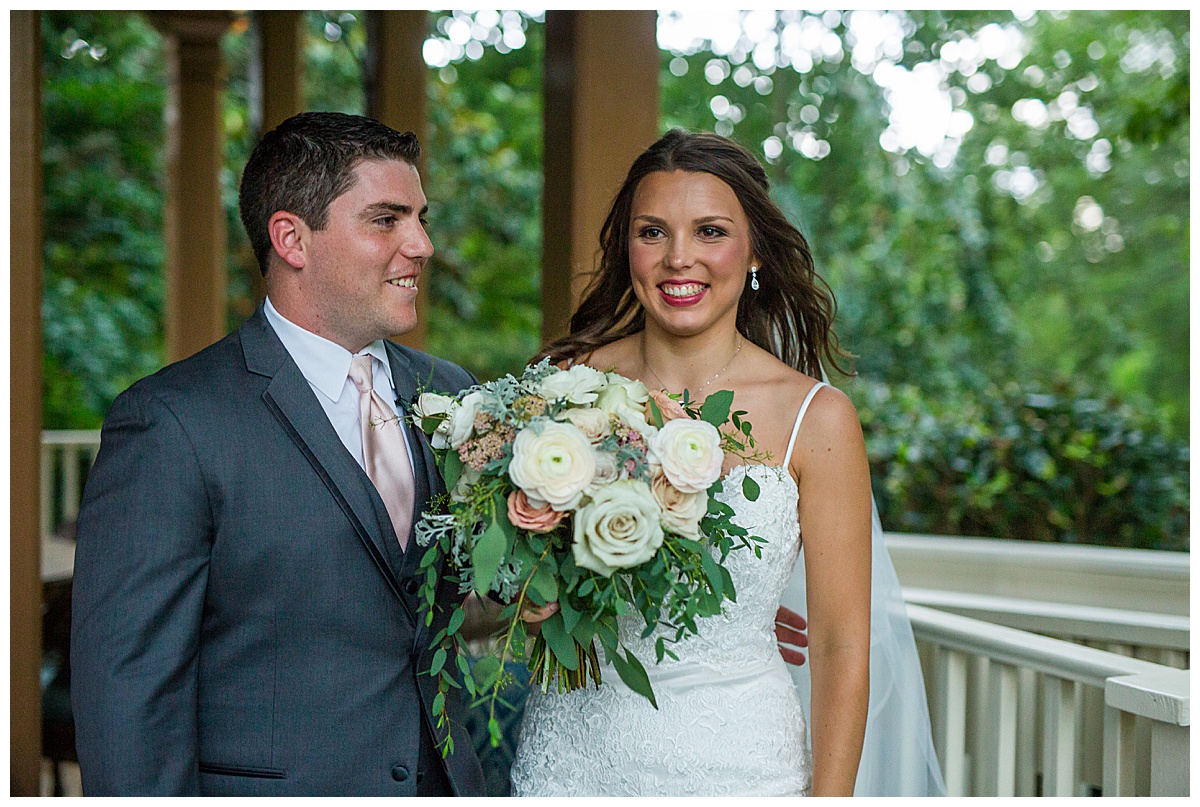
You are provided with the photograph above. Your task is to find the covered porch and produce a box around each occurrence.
[11,9,1189,797]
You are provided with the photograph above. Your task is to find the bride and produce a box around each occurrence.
[510,129,899,796]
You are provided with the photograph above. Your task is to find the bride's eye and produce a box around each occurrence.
[698,225,727,238]
[638,225,665,239]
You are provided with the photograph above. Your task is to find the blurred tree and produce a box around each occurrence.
[659,9,1189,438]
[421,10,544,382]
[41,11,166,428]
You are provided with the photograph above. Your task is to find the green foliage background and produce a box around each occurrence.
[38,11,1187,549]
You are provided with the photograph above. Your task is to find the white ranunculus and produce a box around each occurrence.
[649,418,723,494]
[414,392,456,449]
[557,407,613,444]
[650,469,708,539]
[572,479,664,576]
[537,364,608,405]
[597,373,657,437]
[446,391,485,450]
[508,421,596,511]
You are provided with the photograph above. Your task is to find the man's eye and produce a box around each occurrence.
[375,216,396,227]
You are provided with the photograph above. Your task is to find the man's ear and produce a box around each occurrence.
[268,211,308,269]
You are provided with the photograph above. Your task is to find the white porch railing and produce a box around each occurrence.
[904,587,1189,669]
[40,430,100,581]
[886,532,1190,616]
[910,603,1190,797]
[40,429,101,542]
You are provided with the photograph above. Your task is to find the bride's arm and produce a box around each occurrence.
[792,386,872,796]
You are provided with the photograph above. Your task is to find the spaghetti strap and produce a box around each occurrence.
[782,381,828,469]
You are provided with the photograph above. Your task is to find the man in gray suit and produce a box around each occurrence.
[71,112,485,796]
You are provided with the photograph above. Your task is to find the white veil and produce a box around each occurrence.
[782,366,946,796]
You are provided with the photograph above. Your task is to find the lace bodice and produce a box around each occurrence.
[618,463,801,669]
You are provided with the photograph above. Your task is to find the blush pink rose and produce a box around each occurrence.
[646,389,688,424]
[507,489,567,533]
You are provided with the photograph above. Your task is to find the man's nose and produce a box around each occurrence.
[403,222,434,260]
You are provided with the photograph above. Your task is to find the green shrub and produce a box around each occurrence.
[849,378,1188,551]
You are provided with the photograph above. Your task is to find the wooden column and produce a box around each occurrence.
[541,10,661,343]
[257,10,304,133]
[366,10,431,351]
[152,11,234,362]
[10,9,43,796]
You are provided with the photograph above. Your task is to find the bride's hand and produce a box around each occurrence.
[520,601,559,635]
[775,605,808,666]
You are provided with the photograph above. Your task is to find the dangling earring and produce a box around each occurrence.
[749,265,760,291]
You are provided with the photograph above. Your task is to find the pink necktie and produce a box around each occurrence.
[348,355,414,548]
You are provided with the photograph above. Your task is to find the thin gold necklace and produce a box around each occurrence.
[642,333,743,396]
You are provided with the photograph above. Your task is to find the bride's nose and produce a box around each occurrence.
[666,238,693,270]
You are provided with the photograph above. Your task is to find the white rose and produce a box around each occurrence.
[650,468,708,539]
[537,364,608,405]
[508,421,596,511]
[557,407,613,444]
[572,479,664,576]
[446,391,485,450]
[587,450,621,495]
[649,418,723,494]
[413,392,456,449]
[597,373,657,438]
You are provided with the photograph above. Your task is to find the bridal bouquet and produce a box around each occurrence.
[410,359,763,755]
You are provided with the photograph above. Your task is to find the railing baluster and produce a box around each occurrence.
[62,444,82,523]
[1149,721,1190,796]
[969,655,990,794]
[40,442,54,541]
[1102,705,1137,796]
[1041,675,1077,796]
[983,661,1019,796]
[932,647,970,795]
[1016,666,1037,795]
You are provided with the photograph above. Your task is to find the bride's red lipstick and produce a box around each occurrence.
[658,281,707,307]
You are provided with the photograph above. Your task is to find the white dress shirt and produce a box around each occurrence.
[263,296,416,474]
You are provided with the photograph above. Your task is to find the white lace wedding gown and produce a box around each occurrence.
[509,385,826,797]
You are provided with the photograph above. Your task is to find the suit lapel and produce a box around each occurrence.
[241,307,411,609]
[386,342,444,577]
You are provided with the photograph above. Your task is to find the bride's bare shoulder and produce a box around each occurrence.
[580,336,640,375]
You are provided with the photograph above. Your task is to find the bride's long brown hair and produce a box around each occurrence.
[535,129,850,377]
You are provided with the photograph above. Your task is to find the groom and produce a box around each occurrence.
[71,112,484,796]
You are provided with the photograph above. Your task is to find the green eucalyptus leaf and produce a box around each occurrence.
[608,648,657,708]
[742,474,760,502]
[446,606,466,636]
[472,517,508,596]
[699,389,734,427]
[539,613,581,670]
[530,554,559,602]
[429,647,447,676]
[441,450,464,494]
[473,655,503,690]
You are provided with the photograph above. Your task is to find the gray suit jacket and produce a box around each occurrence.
[70,304,485,795]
